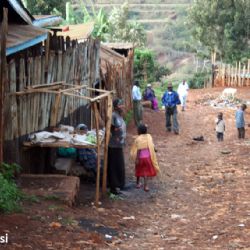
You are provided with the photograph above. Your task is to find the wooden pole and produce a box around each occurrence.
[242,65,246,87]
[238,61,241,87]
[0,8,8,163]
[93,102,101,206]
[102,94,112,194]
[247,59,250,86]
[50,93,62,127]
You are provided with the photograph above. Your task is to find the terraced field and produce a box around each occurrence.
[77,0,194,74]
[85,0,192,63]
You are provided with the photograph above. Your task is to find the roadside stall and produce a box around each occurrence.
[17,82,113,204]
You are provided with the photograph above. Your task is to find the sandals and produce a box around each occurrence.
[136,183,150,192]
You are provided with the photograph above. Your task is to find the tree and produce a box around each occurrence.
[134,48,171,83]
[107,2,146,47]
[188,0,250,63]
[69,1,146,45]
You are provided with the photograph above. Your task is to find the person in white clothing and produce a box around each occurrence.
[132,80,143,127]
[215,112,225,141]
[177,80,189,111]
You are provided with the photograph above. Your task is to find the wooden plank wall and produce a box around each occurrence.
[3,36,100,165]
[214,59,250,87]
[101,48,134,113]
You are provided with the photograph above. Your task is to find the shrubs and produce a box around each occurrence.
[0,163,22,213]
[189,72,210,89]
[134,48,171,83]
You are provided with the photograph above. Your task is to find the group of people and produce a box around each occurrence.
[107,80,188,194]
[107,80,248,195]
[215,103,247,142]
[107,97,159,194]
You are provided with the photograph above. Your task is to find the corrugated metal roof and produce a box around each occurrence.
[33,15,63,28]
[8,0,33,24]
[0,24,48,55]
[100,44,125,75]
[56,23,94,40]
[100,44,125,64]
[102,42,134,50]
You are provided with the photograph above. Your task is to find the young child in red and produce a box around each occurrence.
[130,124,160,191]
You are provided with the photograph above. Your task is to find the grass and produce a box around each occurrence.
[48,205,64,212]
[43,194,60,201]
[61,217,78,226]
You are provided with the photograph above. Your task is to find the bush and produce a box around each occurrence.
[134,48,171,83]
[0,163,23,213]
[189,72,210,89]
[1,162,21,181]
[154,64,171,82]
[0,173,22,213]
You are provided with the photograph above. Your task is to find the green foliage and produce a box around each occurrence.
[154,64,171,82]
[162,8,197,53]
[65,2,83,24]
[188,0,250,63]
[134,48,155,81]
[25,0,68,17]
[189,72,210,89]
[43,194,60,201]
[0,169,22,213]
[0,162,21,181]
[124,110,133,126]
[0,174,21,213]
[64,1,146,45]
[134,48,171,83]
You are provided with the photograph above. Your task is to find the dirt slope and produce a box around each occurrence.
[1,87,250,249]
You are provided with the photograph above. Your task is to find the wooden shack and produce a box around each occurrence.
[0,2,100,172]
[100,43,134,112]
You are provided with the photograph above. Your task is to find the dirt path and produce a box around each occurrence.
[1,88,250,249]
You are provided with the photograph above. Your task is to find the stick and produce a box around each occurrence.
[102,94,112,193]
[93,102,101,206]
[0,8,8,162]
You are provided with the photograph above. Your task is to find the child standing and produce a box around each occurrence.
[215,112,225,141]
[235,104,247,139]
[130,124,160,192]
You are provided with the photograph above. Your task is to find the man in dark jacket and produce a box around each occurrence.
[161,83,181,134]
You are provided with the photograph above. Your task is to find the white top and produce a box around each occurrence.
[177,82,189,97]
[215,119,225,133]
[132,85,142,101]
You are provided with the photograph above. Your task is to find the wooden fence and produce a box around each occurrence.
[214,59,250,87]
[3,35,100,165]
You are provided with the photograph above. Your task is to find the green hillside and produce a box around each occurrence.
[75,0,196,81]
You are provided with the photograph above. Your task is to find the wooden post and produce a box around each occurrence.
[242,65,246,87]
[0,8,8,163]
[233,63,237,86]
[50,93,62,127]
[102,94,112,194]
[247,59,250,86]
[93,102,101,206]
[229,65,232,86]
[238,61,241,87]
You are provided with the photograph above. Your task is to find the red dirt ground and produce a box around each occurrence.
[1,87,250,250]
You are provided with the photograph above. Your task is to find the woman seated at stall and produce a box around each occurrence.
[143,84,158,110]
